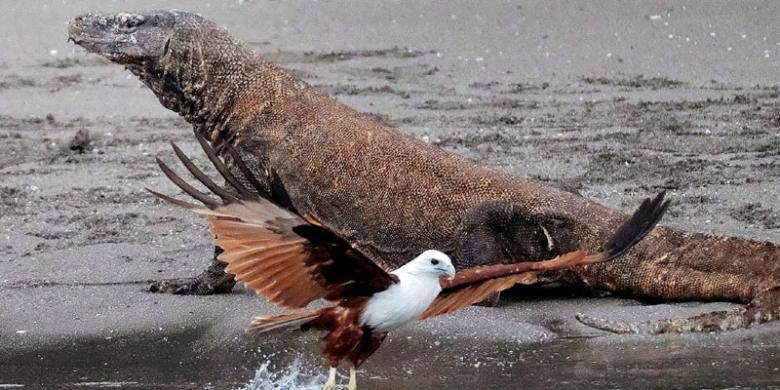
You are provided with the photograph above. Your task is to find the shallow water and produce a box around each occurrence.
[3,323,780,389]
[241,358,325,390]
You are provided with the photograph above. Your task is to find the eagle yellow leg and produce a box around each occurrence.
[347,367,357,390]
[323,367,337,390]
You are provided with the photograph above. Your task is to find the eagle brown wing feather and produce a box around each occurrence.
[149,140,398,309]
[204,201,398,308]
[419,251,595,319]
[421,274,531,319]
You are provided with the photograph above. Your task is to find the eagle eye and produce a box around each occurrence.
[430,259,439,265]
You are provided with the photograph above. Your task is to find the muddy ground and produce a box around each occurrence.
[1,1,779,389]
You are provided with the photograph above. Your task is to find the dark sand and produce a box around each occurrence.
[1,1,779,388]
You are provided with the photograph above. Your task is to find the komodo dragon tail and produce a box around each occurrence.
[576,235,780,334]
[575,289,780,334]
[576,274,780,334]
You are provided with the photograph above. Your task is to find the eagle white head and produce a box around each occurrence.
[363,250,456,332]
[394,249,456,279]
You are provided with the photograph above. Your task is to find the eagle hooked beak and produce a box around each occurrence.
[437,264,456,279]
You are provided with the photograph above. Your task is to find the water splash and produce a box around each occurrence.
[240,358,326,390]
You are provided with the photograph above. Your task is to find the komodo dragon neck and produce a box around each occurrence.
[141,18,298,146]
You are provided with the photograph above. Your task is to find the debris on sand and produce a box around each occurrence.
[68,129,92,154]
[40,57,83,68]
[305,47,436,62]
[730,203,780,229]
[580,75,683,89]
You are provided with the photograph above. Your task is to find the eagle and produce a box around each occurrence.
[148,135,668,390]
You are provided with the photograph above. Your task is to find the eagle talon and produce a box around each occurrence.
[323,367,338,390]
[347,367,357,390]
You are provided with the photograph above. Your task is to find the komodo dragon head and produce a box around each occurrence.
[68,10,261,130]
[68,11,178,68]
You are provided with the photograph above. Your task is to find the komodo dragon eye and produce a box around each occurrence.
[117,14,145,29]
[430,259,439,265]
[126,17,144,28]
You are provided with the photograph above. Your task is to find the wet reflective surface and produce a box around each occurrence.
[3,317,780,389]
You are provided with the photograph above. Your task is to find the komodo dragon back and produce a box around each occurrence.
[69,10,780,334]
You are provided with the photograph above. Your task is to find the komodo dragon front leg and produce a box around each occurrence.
[149,247,234,294]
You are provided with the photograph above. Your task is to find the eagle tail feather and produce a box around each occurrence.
[246,311,318,335]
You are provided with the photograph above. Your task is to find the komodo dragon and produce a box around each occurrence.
[68,10,780,334]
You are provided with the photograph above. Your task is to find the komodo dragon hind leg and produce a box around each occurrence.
[456,201,580,268]
[455,200,581,306]
[576,286,780,334]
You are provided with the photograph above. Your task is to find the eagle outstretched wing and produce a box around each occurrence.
[148,135,398,309]
[419,191,669,319]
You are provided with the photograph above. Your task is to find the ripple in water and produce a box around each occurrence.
[240,358,327,390]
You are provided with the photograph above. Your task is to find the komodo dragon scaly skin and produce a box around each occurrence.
[68,10,780,334]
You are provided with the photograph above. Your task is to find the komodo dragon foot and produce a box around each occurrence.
[149,247,236,295]
[576,286,780,334]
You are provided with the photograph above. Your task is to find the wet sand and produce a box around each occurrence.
[1,1,779,388]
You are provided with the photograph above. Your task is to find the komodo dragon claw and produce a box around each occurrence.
[148,248,236,295]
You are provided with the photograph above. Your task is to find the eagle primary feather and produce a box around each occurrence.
[148,135,668,389]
